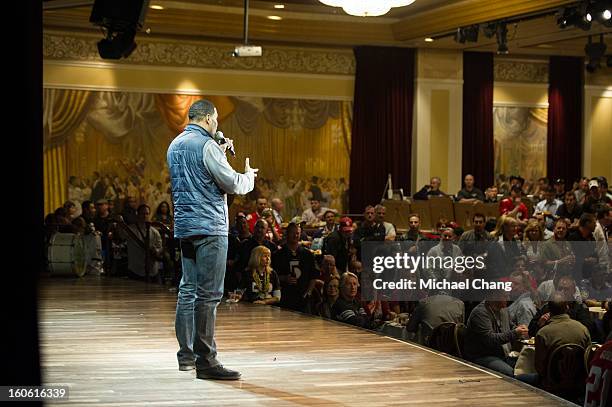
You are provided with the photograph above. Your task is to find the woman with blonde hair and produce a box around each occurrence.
[488,215,525,278]
[241,245,281,305]
[522,219,546,282]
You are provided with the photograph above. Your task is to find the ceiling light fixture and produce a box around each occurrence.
[150,5,164,10]
[267,15,282,20]
[274,4,285,9]
[424,37,434,42]
[318,0,416,17]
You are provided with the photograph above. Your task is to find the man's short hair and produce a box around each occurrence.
[548,292,569,316]
[323,210,335,218]
[340,271,358,288]
[579,213,596,227]
[510,185,522,194]
[596,204,612,220]
[188,100,216,122]
[137,204,150,214]
[472,213,485,222]
[564,191,575,199]
[364,205,374,212]
[285,222,299,234]
[374,204,385,211]
[408,213,420,220]
[553,273,575,289]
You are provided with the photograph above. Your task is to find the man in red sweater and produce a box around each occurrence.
[499,185,529,221]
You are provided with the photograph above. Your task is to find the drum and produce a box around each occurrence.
[47,233,87,277]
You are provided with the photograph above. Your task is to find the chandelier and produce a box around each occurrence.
[319,0,415,17]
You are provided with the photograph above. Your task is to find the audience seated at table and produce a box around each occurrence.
[463,289,529,378]
[534,292,591,388]
[529,274,597,341]
[404,291,464,345]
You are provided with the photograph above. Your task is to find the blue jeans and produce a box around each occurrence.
[473,356,539,385]
[175,235,227,370]
[473,356,515,377]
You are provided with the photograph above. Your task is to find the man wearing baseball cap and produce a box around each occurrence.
[553,178,566,201]
[322,216,353,274]
[584,178,612,214]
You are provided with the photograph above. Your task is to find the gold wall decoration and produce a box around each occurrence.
[43,31,356,76]
[494,60,548,83]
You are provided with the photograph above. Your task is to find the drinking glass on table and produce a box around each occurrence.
[226,288,245,303]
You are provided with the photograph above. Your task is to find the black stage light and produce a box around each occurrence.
[454,27,466,43]
[97,29,138,59]
[585,34,607,72]
[496,23,509,54]
[90,0,150,60]
[483,22,497,38]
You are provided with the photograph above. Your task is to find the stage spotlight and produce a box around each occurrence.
[453,25,479,44]
[585,34,607,72]
[557,7,572,28]
[483,22,497,38]
[593,0,612,27]
[90,0,150,60]
[454,28,466,43]
[97,29,138,59]
[496,22,509,54]
[578,2,593,30]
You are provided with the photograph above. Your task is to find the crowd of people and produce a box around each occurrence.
[44,171,612,404]
[222,173,611,404]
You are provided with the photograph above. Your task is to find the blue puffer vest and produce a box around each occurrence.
[167,124,228,238]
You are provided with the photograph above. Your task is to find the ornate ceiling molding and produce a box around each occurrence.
[43,31,356,76]
[494,60,548,83]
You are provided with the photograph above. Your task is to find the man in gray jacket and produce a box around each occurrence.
[464,289,529,376]
[168,99,258,380]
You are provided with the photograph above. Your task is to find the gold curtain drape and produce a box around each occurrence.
[43,89,94,148]
[44,144,67,215]
[221,103,350,180]
[43,88,93,214]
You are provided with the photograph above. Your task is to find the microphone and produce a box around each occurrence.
[214,131,235,156]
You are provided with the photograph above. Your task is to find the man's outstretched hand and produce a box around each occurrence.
[245,157,259,177]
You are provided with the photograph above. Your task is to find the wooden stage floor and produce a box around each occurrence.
[39,276,575,406]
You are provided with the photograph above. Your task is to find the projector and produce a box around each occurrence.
[232,45,262,57]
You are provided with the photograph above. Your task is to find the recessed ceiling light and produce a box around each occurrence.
[150,5,164,10]
[267,15,282,20]
[274,4,285,9]
[424,37,434,42]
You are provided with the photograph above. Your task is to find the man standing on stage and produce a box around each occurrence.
[167,99,258,380]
